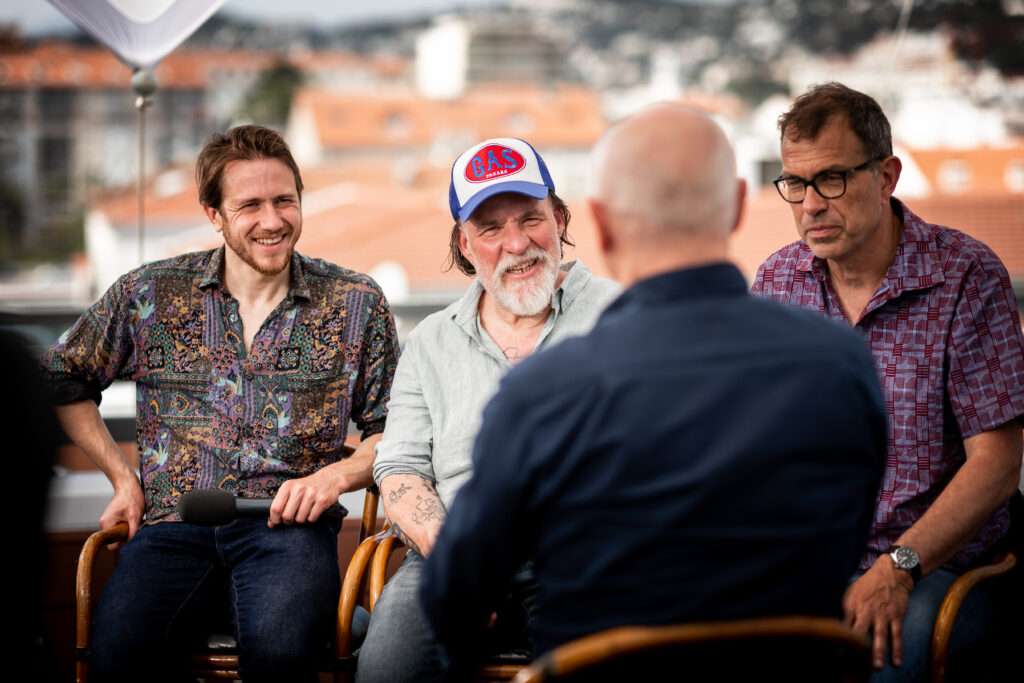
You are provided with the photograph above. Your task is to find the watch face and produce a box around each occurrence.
[891,546,919,569]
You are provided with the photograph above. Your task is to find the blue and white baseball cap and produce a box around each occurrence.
[449,137,556,223]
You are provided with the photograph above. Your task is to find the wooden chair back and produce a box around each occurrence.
[510,617,872,683]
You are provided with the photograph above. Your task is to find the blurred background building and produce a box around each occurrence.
[2,0,1022,312]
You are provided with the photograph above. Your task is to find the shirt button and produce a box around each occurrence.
[229,313,238,322]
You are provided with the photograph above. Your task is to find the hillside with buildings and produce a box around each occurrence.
[1,0,1022,317]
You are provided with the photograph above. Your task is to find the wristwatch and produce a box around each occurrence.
[888,545,922,584]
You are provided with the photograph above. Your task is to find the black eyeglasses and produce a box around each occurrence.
[773,157,884,203]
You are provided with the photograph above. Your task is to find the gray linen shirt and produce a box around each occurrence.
[373,260,621,508]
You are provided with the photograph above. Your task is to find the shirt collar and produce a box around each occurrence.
[198,246,311,301]
[882,199,946,294]
[799,198,945,295]
[606,261,747,315]
[451,259,592,334]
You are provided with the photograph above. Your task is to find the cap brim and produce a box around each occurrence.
[457,181,550,223]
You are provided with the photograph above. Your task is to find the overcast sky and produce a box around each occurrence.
[1,0,506,35]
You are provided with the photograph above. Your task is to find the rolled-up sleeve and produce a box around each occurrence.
[41,271,140,405]
[372,328,437,485]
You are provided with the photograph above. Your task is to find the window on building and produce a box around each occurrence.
[504,112,534,134]
[39,89,75,127]
[937,160,970,194]
[1004,160,1024,193]
[38,136,71,211]
[385,112,410,139]
[0,91,21,124]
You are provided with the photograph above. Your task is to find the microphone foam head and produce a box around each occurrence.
[178,489,236,526]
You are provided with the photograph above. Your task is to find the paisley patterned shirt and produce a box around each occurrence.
[44,247,399,523]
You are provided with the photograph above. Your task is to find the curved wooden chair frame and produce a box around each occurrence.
[336,528,528,681]
[929,551,1017,683]
[510,617,871,683]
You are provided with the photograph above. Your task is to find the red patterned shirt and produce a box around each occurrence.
[753,199,1024,571]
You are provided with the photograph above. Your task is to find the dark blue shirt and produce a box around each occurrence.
[421,262,886,663]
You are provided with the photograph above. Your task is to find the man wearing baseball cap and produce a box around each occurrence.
[358,138,620,682]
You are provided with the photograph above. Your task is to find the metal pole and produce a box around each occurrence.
[132,68,157,266]
[136,101,146,264]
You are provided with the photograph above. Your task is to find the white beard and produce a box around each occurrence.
[486,247,559,317]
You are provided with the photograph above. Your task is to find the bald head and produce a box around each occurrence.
[589,104,740,243]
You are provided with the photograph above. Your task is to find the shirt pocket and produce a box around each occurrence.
[268,373,348,453]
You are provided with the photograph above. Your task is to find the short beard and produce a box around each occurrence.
[221,210,293,276]
[486,247,559,316]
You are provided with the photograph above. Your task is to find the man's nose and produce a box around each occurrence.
[502,223,530,253]
[258,201,285,227]
[801,184,828,214]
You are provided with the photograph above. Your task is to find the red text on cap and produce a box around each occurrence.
[465,145,526,183]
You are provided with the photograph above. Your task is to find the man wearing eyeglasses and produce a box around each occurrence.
[753,82,1024,682]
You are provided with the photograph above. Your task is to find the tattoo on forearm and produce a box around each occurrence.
[387,482,411,505]
[389,521,423,557]
[411,494,445,524]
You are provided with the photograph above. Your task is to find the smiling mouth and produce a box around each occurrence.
[503,258,539,276]
[253,234,285,247]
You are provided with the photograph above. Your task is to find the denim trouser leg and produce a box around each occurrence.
[90,523,224,682]
[223,518,341,682]
[356,552,447,683]
[867,567,999,683]
[90,518,340,683]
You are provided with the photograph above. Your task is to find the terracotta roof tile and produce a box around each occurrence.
[295,84,605,150]
[93,171,1024,297]
[0,41,402,90]
[905,144,1024,196]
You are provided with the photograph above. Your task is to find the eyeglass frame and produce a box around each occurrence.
[772,156,886,204]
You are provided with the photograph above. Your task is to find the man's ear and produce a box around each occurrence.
[880,155,902,201]
[588,198,614,254]
[588,198,623,283]
[204,205,222,232]
[730,178,747,236]
[457,224,473,263]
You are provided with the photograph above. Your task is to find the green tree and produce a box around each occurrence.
[770,0,1024,75]
[238,59,305,127]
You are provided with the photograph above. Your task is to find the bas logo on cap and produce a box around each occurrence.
[465,144,526,183]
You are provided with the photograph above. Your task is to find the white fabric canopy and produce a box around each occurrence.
[47,0,225,68]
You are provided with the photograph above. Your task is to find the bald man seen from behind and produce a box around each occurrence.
[420,105,889,679]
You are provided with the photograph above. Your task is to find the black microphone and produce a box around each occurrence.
[177,489,349,525]
[178,489,272,526]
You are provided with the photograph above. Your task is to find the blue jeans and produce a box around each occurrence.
[356,552,535,683]
[90,517,341,682]
[862,567,1002,683]
[356,552,447,683]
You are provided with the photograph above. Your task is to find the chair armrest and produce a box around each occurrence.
[930,551,1017,683]
[369,531,406,611]
[337,531,389,658]
[359,485,380,545]
[75,523,129,681]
